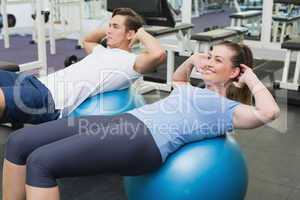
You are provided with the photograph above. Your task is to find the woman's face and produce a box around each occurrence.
[201,45,239,85]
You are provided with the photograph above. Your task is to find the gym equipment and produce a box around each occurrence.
[30,0,85,55]
[229,10,262,37]
[234,0,263,11]
[274,37,300,105]
[107,0,175,27]
[84,0,108,19]
[0,14,16,29]
[64,55,79,67]
[70,88,145,117]
[124,136,248,200]
[0,0,48,75]
[198,0,225,16]
[0,61,20,72]
[31,11,50,23]
[192,27,248,52]
[272,0,300,43]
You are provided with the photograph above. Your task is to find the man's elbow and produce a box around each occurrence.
[172,74,180,82]
[155,50,167,64]
[82,40,88,50]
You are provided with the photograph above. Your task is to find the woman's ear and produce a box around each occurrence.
[230,67,241,80]
[231,67,244,88]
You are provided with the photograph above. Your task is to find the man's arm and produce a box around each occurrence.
[133,28,166,74]
[82,28,107,54]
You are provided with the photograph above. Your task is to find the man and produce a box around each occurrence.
[0,7,166,124]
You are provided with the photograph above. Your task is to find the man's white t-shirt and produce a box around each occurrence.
[38,45,140,117]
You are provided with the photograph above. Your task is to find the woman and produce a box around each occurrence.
[2,41,280,200]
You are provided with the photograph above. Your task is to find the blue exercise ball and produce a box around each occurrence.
[124,136,248,200]
[70,87,145,117]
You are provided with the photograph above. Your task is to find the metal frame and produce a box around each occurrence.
[278,49,300,91]
[31,0,85,55]
[1,0,47,75]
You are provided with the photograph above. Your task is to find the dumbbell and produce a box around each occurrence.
[65,38,108,67]
[203,26,219,32]
[64,55,79,68]
[0,14,16,29]
[74,37,107,50]
[31,11,50,23]
[29,11,50,44]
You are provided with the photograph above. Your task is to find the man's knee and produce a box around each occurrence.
[26,149,57,187]
[0,88,6,119]
[5,131,31,165]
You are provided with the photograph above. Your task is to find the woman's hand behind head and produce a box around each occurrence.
[234,64,256,88]
[191,53,209,73]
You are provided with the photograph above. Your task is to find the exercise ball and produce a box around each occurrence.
[124,136,248,200]
[70,87,145,117]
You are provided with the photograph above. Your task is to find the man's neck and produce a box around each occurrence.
[108,43,131,52]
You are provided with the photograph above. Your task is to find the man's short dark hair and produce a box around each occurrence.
[112,7,144,32]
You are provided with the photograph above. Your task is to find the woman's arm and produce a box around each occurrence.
[172,53,209,86]
[233,64,280,129]
[172,56,194,82]
[82,27,107,54]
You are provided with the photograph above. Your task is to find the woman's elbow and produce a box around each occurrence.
[273,106,281,120]
[264,106,281,122]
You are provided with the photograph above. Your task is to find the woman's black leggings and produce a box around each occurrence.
[5,113,162,188]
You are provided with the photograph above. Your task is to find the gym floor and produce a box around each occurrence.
[1,8,300,200]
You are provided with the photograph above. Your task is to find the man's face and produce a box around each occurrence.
[106,15,130,48]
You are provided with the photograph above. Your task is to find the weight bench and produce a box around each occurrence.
[145,23,194,55]
[145,22,194,55]
[229,10,262,36]
[272,0,300,43]
[190,27,248,79]
[191,26,248,52]
[145,23,193,37]
[238,0,263,11]
[272,15,300,43]
[240,5,262,11]
[275,37,300,91]
[0,61,20,72]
